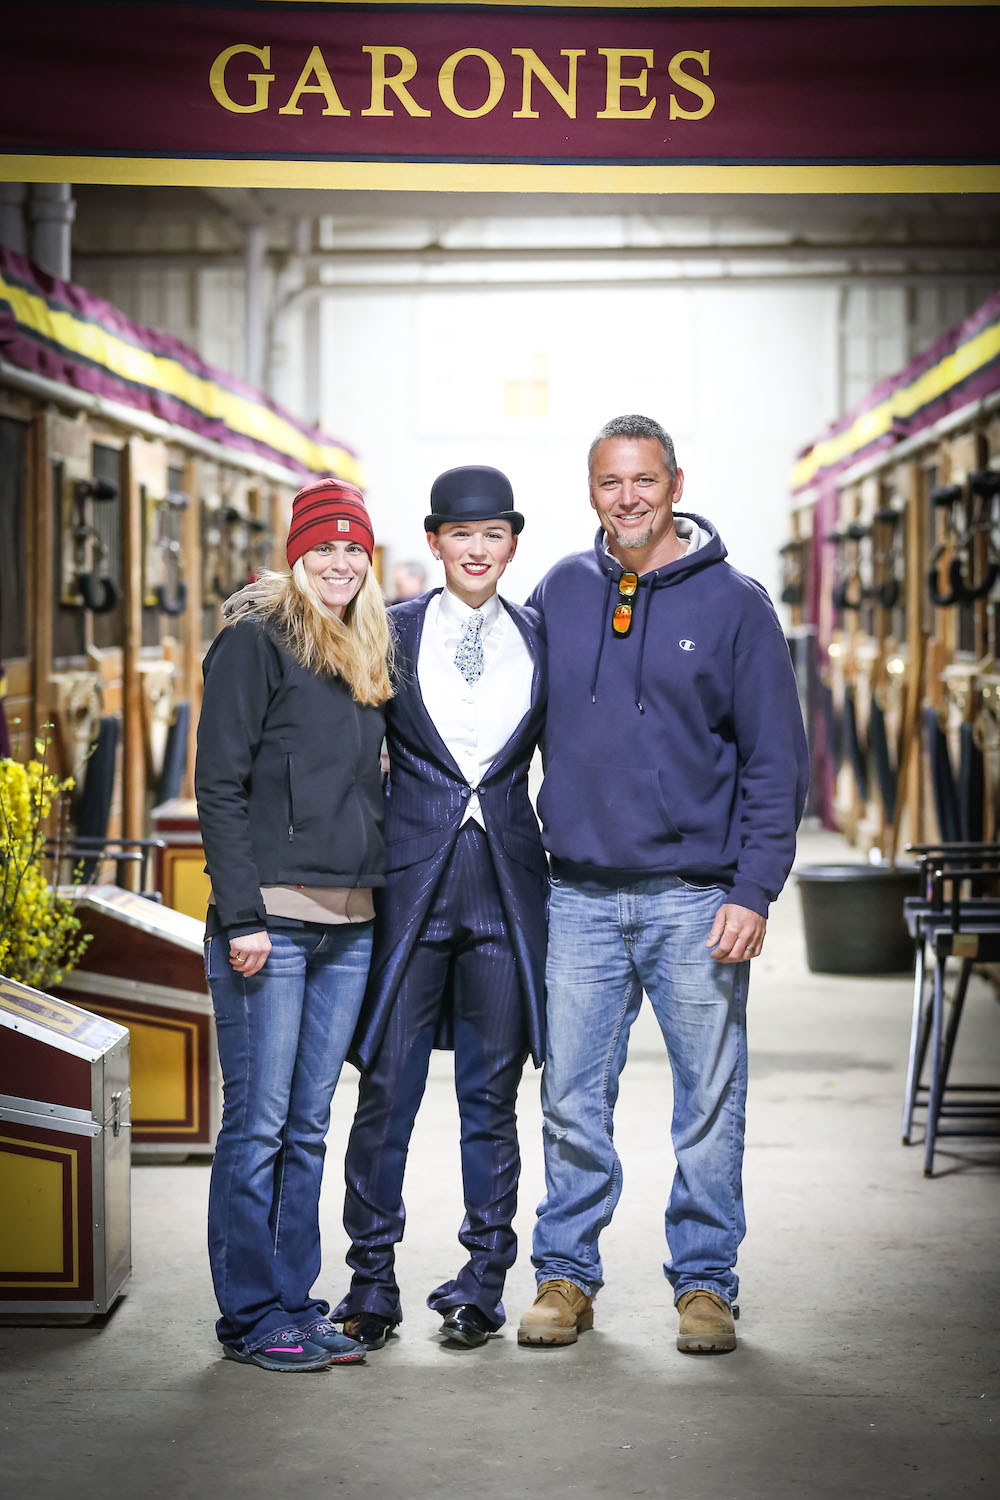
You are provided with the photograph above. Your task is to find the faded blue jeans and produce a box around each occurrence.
[206,923,373,1352]
[531,875,749,1307]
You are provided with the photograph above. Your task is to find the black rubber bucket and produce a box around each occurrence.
[796,864,920,974]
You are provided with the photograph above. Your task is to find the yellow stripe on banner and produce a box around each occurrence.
[791,320,1000,491]
[0,268,362,484]
[266,0,1000,8]
[1,158,999,197]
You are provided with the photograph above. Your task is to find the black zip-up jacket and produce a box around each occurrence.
[195,616,387,937]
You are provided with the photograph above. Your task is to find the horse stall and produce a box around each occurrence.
[0,247,367,1174]
[0,242,364,886]
[787,290,1000,857]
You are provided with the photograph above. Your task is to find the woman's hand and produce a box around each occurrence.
[229,930,271,977]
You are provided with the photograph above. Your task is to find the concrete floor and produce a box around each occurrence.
[3,827,999,1500]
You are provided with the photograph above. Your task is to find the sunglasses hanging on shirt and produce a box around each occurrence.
[612,571,639,637]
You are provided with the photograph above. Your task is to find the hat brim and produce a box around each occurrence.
[424,509,524,535]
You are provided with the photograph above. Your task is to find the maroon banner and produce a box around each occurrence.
[1,3,998,191]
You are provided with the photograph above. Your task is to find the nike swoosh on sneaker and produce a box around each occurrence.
[265,1343,304,1353]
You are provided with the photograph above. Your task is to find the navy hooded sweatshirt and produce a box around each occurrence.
[527,513,809,918]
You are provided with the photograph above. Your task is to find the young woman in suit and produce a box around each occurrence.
[333,465,547,1351]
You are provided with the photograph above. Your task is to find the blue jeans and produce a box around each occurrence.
[531,876,748,1306]
[206,924,373,1352]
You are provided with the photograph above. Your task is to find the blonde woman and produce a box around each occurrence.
[195,478,392,1372]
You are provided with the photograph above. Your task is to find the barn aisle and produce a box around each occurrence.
[2,828,998,1500]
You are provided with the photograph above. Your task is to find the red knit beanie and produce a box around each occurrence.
[286,478,375,568]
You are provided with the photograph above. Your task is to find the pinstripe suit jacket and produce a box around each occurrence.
[349,589,548,1070]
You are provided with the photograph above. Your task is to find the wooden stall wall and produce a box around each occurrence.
[1,245,361,892]
[0,384,331,890]
[787,293,1000,858]
[0,392,32,765]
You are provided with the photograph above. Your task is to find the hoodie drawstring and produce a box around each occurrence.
[633,571,657,714]
[590,569,614,703]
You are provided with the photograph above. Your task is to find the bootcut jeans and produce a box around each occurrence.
[531,874,749,1307]
[206,923,373,1352]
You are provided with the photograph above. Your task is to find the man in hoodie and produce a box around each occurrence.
[517,414,809,1355]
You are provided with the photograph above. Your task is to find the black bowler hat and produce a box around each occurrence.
[424,465,524,535]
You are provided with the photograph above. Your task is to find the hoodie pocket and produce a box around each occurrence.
[537,757,682,867]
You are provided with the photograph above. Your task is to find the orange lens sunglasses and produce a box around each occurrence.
[612,571,639,636]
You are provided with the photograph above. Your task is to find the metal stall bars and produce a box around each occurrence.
[48,886,220,1160]
[0,978,131,1320]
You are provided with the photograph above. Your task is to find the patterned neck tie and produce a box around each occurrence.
[454,609,486,684]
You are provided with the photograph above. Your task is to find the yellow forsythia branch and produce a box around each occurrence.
[0,754,91,991]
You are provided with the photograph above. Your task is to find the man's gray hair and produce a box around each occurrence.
[588,414,677,482]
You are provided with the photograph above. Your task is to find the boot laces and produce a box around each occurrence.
[542,1278,582,1304]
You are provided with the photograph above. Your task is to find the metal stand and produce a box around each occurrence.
[902,846,1000,1176]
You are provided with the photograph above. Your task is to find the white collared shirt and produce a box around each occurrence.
[417,586,534,826]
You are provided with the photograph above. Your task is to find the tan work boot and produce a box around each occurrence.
[676,1289,737,1354]
[517,1279,594,1347]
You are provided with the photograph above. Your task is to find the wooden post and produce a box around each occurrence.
[903,458,926,846]
[29,412,53,741]
[121,438,145,881]
[889,631,927,866]
[181,457,201,799]
[270,487,286,570]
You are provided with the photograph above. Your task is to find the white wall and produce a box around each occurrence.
[321,280,840,605]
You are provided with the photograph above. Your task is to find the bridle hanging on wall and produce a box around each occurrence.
[778,538,806,606]
[149,491,189,617]
[206,503,254,603]
[779,543,803,606]
[72,477,121,614]
[829,523,866,614]
[245,513,274,581]
[927,471,1000,608]
[870,505,904,611]
[951,470,1000,604]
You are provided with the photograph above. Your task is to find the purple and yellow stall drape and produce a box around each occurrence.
[793,292,1000,501]
[0,246,361,481]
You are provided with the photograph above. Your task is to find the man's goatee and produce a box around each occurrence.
[615,527,652,550]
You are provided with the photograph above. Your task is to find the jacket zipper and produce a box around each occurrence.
[352,713,369,882]
[286,753,295,841]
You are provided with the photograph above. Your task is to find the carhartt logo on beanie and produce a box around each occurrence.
[286,478,375,568]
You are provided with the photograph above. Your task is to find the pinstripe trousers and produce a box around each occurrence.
[334,822,529,1330]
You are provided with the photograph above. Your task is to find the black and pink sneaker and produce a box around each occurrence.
[303,1320,367,1364]
[224,1328,331,1372]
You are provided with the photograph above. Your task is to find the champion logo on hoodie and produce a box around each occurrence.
[679,639,695,651]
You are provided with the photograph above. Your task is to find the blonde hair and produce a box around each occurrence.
[243,560,393,707]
